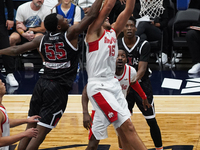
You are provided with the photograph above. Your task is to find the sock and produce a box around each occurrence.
[156,146,163,150]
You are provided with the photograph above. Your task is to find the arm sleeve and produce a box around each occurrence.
[131,81,147,100]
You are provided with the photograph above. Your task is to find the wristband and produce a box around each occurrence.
[19,30,24,35]
[131,81,147,100]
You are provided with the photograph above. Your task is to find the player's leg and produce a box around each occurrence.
[85,109,108,150]
[116,128,134,150]
[118,118,147,150]
[126,88,137,114]
[17,122,37,150]
[113,89,147,150]
[136,79,163,150]
[26,125,51,150]
[19,79,68,150]
[86,134,100,150]
[146,118,162,150]
[18,80,43,150]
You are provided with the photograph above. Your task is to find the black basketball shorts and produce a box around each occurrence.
[28,78,69,129]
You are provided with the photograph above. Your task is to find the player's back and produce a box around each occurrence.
[39,31,80,89]
[86,28,118,79]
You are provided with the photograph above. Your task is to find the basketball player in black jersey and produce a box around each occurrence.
[118,16,163,150]
[0,0,104,148]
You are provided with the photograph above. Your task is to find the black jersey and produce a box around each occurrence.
[118,36,150,80]
[39,31,80,89]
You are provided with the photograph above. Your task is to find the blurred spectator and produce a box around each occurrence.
[108,0,125,24]
[9,0,50,47]
[186,0,200,74]
[135,0,169,41]
[52,0,82,26]
[161,0,200,65]
[44,0,60,10]
[134,0,170,64]
[186,28,200,74]
[0,0,18,86]
[77,0,95,14]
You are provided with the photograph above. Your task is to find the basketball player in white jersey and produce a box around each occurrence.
[0,80,39,150]
[82,48,152,150]
[84,0,147,148]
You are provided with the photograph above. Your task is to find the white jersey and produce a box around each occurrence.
[86,28,118,79]
[0,106,10,150]
[115,64,137,97]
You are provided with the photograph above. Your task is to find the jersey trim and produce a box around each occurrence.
[122,36,140,53]
[88,30,106,53]
[128,65,131,85]
[118,65,127,82]
[92,92,118,123]
[0,106,7,128]
[89,110,95,140]
[39,35,45,52]
[65,31,78,51]
[111,28,116,34]
[139,40,148,55]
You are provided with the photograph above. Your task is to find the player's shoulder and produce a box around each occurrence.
[136,36,150,50]
[126,64,136,72]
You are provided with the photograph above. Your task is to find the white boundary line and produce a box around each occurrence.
[4,94,200,96]
[7,111,200,114]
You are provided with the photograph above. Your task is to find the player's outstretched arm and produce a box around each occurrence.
[0,111,38,147]
[67,0,104,41]
[9,115,41,128]
[86,0,117,38]
[82,85,92,130]
[0,128,38,147]
[0,35,43,56]
[113,0,136,36]
[130,81,151,111]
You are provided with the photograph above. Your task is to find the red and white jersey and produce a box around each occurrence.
[86,28,118,79]
[0,106,10,150]
[115,64,137,97]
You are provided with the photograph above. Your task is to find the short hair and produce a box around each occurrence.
[129,16,136,26]
[44,13,58,32]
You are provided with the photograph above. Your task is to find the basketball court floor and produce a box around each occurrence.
[1,56,200,150]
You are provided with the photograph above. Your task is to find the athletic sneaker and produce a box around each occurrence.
[156,52,168,64]
[6,73,19,86]
[161,53,168,64]
[171,53,182,63]
[188,63,200,74]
